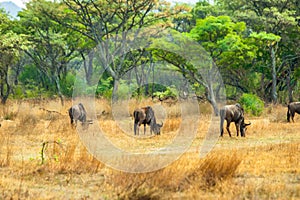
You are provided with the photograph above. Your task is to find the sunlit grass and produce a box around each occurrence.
[0,99,299,199]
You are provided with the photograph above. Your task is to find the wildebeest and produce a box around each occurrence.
[287,102,300,122]
[220,103,251,137]
[133,106,163,135]
[68,103,93,128]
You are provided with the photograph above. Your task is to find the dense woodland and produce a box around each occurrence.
[0,0,299,108]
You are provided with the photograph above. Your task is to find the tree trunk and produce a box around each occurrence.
[270,44,277,104]
[287,63,293,103]
[87,50,94,85]
[54,76,64,106]
[1,69,10,104]
[134,67,142,97]
[112,78,119,102]
[260,73,265,100]
[82,50,94,85]
[207,81,219,116]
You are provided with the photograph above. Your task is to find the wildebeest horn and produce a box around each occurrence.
[245,122,251,126]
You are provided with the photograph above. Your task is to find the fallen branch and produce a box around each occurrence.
[39,108,63,115]
[40,140,65,164]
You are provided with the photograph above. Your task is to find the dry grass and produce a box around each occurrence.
[0,99,299,199]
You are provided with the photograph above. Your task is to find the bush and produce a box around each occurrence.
[96,77,113,99]
[153,86,178,100]
[239,93,264,116]
[60,73,75,97]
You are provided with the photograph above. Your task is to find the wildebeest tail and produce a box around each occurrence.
[68,107,74,124]
[287,104,291,122]
[133,110,140,135]
[133,110,139,123]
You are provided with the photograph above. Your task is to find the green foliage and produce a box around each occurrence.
[60,73,75,97]
[0,0,298,105]
[115,80,132,100]
[189,15,257,68]
[153,86,178,99]
[239,93,264,116]
[13,85,25,99]
[18,65,54,98]
[96,77,113,99]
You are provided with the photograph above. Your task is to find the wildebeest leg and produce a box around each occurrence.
[226,121,232,137]
[235,122,240,136]
[144,124,146,135]
[73,120,78,127]
[220,118,224,137]
[220,128,224,137]
[134,123,138,135]
[220,109,225,137]
[291,111,295,122]
[287,108,291,122]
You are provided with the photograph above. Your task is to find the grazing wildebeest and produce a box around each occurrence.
[133,106,163,135]
[220,103,251,137]
[287,102,300,122]
[68,103,93,128]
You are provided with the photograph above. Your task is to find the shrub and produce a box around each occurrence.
[239,93,264,116]
[96,77,113,99]
[153,86,178,100]
[60,73,75,97]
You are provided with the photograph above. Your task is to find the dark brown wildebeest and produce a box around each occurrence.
[220,103,251,137]
[68,103,93,128]
[133,106,163,135]
[287,102,300,122]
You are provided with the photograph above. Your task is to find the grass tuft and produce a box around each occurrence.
[0,99,299,199]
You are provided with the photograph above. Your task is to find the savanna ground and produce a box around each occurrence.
[0,99,299,199]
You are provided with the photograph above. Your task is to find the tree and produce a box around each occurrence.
[250,32,281,102]
[171,3,193,33]
[58,0,173,99]
[189,16,258,97]
[0,10,26,103]
[18,0,82,104]
[151,29,225,115]
[217,0,300,103]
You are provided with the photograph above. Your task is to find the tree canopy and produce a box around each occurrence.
[0,0,299,106]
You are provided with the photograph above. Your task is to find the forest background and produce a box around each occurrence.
[0,0,299,113]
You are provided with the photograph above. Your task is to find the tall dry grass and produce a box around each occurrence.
[0,99,299,199]
[105,150,242,200]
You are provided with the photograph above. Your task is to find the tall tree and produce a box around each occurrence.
[0,10,26,103]
[151,29,225,115]
[18,0,82,104]
[58,0,172,99]
[189,16,258,95]
[217,0,300,103]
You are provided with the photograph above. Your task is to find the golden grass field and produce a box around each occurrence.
[0,99,299,199]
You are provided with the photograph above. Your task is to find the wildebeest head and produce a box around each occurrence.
[152,122,163,135]
[239,119,251,137]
